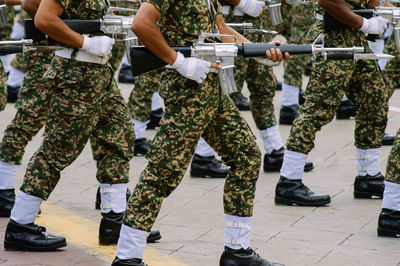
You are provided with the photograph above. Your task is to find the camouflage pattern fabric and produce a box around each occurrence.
[283,4,315,88]
[261,3,292,42]
[0,47,53,165]
[19,0,135,200]
[0,7,15,109]
[128,68,162,122]
[286,25,388,154]
[124,0,261,232]
[223,12,277,130]
[0,61,6,111]
[382,34,400,99]
[385,128,400,184]
[11,10,29,72]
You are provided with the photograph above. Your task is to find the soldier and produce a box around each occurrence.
[220,0,313,173]
[2,0,162,251]
[377,128,400,237]
[112,1,288,266]
[274,0,389,206]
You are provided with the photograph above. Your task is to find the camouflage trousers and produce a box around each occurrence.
[0,50,54,165]
[283,4,315,88]
[0,61,6,111]
[128,68,162,121]
[386,128,400,184]
[382,34,400,99]
[223,13,277,130]
[287,29,388,154]
[17,57,134,200]
[124,70,261,231]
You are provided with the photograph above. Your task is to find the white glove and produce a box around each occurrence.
[237,0,265,17]
[359,16,388,35]
[171,52,212,84]
[81,35,115,57]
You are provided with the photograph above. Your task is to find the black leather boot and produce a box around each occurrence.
[112,257,147,266]
[382,133,395,146]
[190,154,230,178]
[134,138,151,156]
[118,64,136,84]
[276,81,282,91]
[304,60,313,76]
[279,105,299,125]
[377,208,400,238]
[146,108,163,130]
[220,246,284,266]
[299,89,305,106]
[263,148,313,173]
[0,189,15,217]
[4,219,66,251]
[99,212,161,245]
[95,188,132,210]
[353,173,385,199]
[336,100,356,119]
[7,85,20,103]
[235,93,250,111]
[275,176,331,206]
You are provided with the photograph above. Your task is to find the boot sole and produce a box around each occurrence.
[190,170,227,178]
[4,240,66,251]
[264,165,313,173]
[354,191,383,199]
[377,228,400,238]
[275,196,331,207]
[336,114,354,120]
[147,234,162,243]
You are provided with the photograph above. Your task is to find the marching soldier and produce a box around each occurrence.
[112,0,288,265]
[274,0,389,206]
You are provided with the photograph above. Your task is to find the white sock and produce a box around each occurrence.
[281,83,299,106]
[224,214,251,250]
[10,191,42,224]
[10,22,25,40]
[382,181,400,212]
[122,53,130,66]
[7,66,25,87]
[342,95,348,102]
[151,92,163,111]
[280,150,307,180]
[259,125,284,154]
[100,183,127,214]
[356,148,380,177]
[195,137,215,157]
[0,161,19,189]
[132,119,149,140]
[116,225,149,259]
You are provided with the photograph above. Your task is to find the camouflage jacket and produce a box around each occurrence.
[143,0,222,46]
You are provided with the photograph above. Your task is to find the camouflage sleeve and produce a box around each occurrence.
[215,0,222,15]
[143,0,172,16]
[55,0,70,10]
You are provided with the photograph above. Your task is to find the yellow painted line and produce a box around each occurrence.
[36,202,187,266]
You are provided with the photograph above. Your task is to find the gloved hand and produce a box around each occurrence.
[171,52,212,84]
[81,35,115,57]
[237,0,265,17]
[359,16,388,35]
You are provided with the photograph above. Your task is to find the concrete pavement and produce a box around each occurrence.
[0,65,399,266]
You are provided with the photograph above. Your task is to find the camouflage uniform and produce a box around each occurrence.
[124,0,261,231]
[222,7,277,130]
[283,4,315,89]
[382,34,400,99]
[128,68,162,122]
[386,129,400,184]
[286,1,388,154]
[0,7,15,110]
[10,10,29,73]
[19,0,135,200]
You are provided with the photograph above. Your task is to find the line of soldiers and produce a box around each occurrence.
[0,0,398,266]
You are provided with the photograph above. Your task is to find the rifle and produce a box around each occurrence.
[285,0,313,4]
[24,13,136,42]
[0,2,7,26]
[0,39,64,55]
[226,23,278,35]
[129,33,393,95]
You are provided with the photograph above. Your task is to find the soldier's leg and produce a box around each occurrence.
[0,61,7,112]
[0,51,53,218]
[378,128,400,237]
[276,58,353,206]
[347,60,387,199]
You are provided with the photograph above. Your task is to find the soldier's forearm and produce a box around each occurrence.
[318,0,363,29]
[217,15,250,44]
[5,0,21,5]
[223,0,241,6]
[23,0,41,18]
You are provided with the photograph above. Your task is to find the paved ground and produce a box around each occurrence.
[0,64,399,266]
